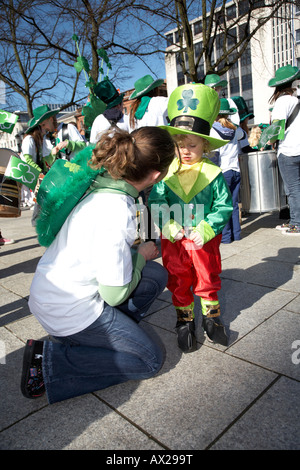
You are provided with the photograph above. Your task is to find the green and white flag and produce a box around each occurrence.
[5,155,41,191]
[0,109,19,134]
[259,119,285,149]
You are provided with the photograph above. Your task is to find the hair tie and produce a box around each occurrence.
[132,136,135,144]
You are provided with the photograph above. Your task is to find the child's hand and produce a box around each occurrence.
[188,231,203,248]
[174,229,184,241]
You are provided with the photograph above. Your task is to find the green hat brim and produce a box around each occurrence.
[26,108,60,133]
[206,79,228,88]
[159,125,229,151]
[106,93,124,109]
[218,107,237,115]
[240,112,254,122]
[268,69,300,87]
[130,79,164,99]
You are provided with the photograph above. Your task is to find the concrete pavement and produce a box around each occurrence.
[0,207,299,450]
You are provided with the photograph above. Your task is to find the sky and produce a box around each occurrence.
[118,54,166,93]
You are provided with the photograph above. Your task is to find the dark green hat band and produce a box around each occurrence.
[170,115,210,136]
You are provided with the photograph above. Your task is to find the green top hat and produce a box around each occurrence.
[268,64,300,87]
[129,75,164,100]
[26,105,60,133]
[218,98,237,115]
[160,83,228,151]
[231,96,254,121]
[204,74,228,88]
[93,79,124,109]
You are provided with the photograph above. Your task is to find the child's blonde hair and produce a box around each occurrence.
[216,116,237,130]
[173,134,211,155]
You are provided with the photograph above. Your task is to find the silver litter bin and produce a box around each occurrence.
[238,150,287,213]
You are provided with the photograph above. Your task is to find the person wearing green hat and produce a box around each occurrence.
[267,64,300,236]
[27,105,86,225]
[39,105,86,164]
[212,98,245,244]
[149,84,233,351]
[89,79,129,144]
[205,73,240,126]
[128,75,168,131]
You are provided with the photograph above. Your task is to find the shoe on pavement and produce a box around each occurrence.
[175,307,196,353]
[283,225,300,235]
[202,304,228,346]
[21,339,45,399]
[275,223,293,231]
[175,320,196,353]
[0,236,15,245]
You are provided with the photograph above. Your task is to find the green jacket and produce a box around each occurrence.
[148,157,233,244]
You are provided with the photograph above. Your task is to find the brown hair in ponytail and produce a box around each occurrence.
[91,126,175,181]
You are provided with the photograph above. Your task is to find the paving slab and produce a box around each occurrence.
[211,376,300,450]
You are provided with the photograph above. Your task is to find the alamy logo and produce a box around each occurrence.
[291,340,300,365]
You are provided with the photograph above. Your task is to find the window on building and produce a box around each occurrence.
[177,72,185,86]
[226,4,236,20]
[175,29,183,43]
[296,29,300,44]
[230,77,240,95]
[238,0,250,16]
[194,20,202,35]
[166,33,173,47]
[227,28,237,48]
[242,73,252,91]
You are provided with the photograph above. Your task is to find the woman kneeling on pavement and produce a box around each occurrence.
[21,126,175,404]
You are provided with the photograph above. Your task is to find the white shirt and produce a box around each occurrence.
[90,114,130,144]
[129,96,169,132]
[29,191,138,337]
[271,94,300,156]
[21,135,38,162]
[211,126,244,173]
[42,122,84,160]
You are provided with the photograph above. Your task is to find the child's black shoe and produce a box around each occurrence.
[202,305,228,346]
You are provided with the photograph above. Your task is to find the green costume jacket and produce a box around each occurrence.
[148,157,233,244]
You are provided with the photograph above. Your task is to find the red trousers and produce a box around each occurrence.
[161,234,222,308]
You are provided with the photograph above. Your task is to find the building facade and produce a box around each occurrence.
[164,1,300,124]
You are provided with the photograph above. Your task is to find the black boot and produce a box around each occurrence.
[175,308,196,353]
[202,304,228,346]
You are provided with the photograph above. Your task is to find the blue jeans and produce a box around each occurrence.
[278,153,300,226]
[222,170,241,243]
[43,260,168,404]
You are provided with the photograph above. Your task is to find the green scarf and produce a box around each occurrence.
[135,96,151,120]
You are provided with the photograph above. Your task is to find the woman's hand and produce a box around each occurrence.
[52,140,68,155]
[137,241,159,261]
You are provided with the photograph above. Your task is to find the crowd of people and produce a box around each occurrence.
[3,64,297,404]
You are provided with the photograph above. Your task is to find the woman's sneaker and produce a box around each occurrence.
[275,223,293,231]
[21,339,45,399]
[283,225,300,235]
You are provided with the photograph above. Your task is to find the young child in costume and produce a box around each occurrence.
[211,98,244,244]
[149,84,233,352]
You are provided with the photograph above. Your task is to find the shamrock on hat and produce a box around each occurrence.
[160,83,228,150]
